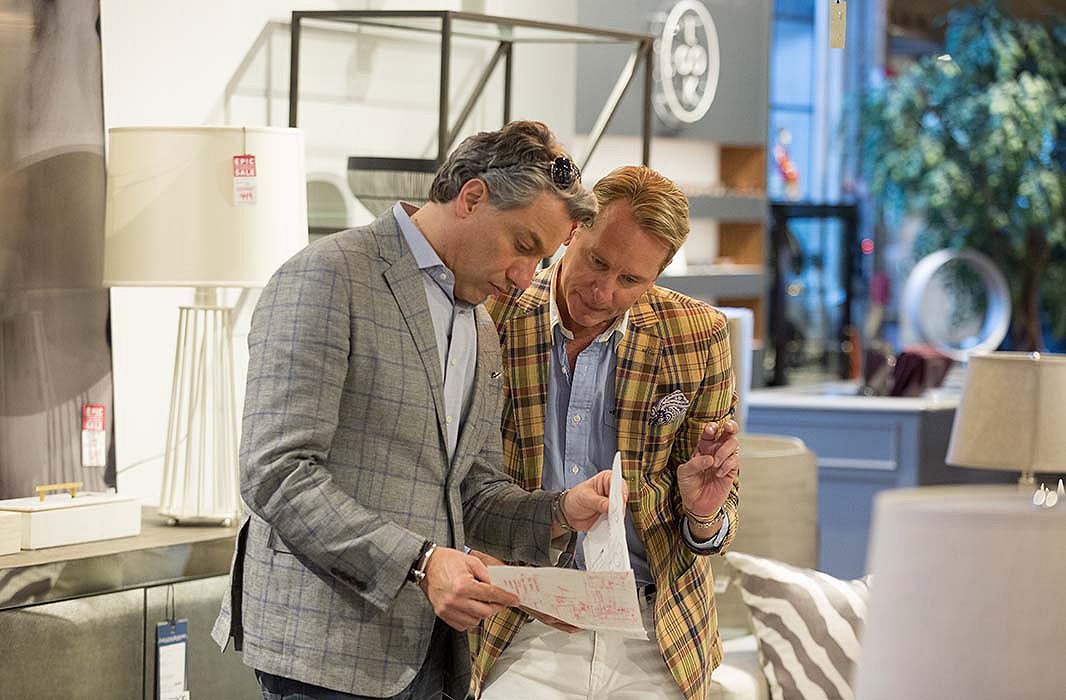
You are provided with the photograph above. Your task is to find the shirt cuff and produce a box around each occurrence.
[682,512,729,551]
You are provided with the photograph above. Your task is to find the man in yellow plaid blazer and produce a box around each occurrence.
[471,165,741,700]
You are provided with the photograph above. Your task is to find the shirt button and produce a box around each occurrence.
[438,273,447,281]
[573,415,582,424]
[445,415,453,424]
[449,359,456,367]
[570,465,580,474]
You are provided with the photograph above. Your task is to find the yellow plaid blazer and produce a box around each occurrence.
[470,267,739,700]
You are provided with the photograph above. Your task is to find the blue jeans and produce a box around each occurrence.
[256,621,453,700]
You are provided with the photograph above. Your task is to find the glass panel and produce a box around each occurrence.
[779,218,848,383]
[774,0,816,19]
[770,18,814,107]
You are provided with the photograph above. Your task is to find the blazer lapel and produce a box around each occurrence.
[379,225,448,453]
[501,294,551,492]
[614,296,662,520]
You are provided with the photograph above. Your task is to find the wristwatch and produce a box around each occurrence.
[407,540,437,585]
[551,489,575,532]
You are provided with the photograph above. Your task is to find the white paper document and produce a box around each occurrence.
[490,453,647,638]
[582,452,630,572]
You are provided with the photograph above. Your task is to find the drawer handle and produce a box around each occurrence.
[34,482,83,502]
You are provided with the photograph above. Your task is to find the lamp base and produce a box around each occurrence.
[1018,470,1036,491]
[160,512,234,527]
[159,288,240,525]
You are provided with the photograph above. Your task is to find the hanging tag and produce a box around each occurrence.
[156,619,190,700]
[81,404,106,468]
[232,154,257,206]
[830,1,846,49]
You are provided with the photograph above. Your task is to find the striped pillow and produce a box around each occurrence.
[723,552,870,700]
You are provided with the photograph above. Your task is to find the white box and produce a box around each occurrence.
[0,493,142,550]
[0,511,19,556]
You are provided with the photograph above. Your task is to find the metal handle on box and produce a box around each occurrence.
[34,482,83,502]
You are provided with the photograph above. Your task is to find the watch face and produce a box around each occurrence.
[651,0,721,129]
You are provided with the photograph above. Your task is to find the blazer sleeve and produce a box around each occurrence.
[459,309,556,565]
[459,422,556,566]
[670,308,740,557]
[238,245,424,613]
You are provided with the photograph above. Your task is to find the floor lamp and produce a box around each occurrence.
[104,126,308,524]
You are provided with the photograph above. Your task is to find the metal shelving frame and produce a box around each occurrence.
[288,10,655,170]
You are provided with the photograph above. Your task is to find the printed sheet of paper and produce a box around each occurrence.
[490,453,646,638]
[582,452,629,572]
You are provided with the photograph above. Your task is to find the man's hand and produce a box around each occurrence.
[468,549,582,634]
[561,468,626,531]
[419,547,520,632]
[676,419,740,521]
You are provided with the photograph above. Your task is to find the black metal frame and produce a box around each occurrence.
[768,202,862,386]
[288,10,655,168]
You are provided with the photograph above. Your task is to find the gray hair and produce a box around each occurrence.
[427,121,597,227]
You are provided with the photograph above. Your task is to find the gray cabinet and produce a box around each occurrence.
[748,386,1011,579]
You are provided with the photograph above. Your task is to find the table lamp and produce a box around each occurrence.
[104,126,308,524]
[854,485,1066,699]
[946,351,1066,490]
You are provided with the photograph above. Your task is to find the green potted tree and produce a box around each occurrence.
[862,2,1065,350]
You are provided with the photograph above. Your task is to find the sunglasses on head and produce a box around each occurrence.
[549,155,580,189]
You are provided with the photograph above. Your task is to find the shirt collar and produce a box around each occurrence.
[548,263,629,344]
[393,201,447,272]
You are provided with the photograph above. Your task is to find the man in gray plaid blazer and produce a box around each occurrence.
[212,122,614,700]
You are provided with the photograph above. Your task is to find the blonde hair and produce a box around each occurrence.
[592,166,689,267]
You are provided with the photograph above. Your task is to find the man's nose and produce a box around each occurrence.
[507,259,538,291]
[591,278,612,304]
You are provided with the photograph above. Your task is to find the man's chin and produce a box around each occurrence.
[455,287,489,305]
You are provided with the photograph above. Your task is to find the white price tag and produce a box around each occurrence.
[157,619,189,700]
[81,404,106,467]
[233,154,257,206]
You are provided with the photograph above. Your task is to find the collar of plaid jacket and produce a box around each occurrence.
[485,264,661,515]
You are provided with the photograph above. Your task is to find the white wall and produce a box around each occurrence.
[101,0,577,504]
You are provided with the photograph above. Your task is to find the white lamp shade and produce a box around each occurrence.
[104,126,308,287]
[946,352,1066,473]
[855,485,1066,700]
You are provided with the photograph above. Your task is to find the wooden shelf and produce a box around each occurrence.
[720,146,767,193]
[718,296,764,342]
[718,222,765,265]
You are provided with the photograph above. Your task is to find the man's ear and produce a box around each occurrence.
[564,223,580,247]
[454,178,488,219]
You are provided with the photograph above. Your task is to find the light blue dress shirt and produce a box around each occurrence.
[542,269,727,588]
[393,202,477,460]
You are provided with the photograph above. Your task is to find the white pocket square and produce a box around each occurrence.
[650,390,689,426]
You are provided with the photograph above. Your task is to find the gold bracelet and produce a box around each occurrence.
[684,506,723,529]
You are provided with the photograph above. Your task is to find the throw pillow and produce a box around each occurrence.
[723,552,870,700]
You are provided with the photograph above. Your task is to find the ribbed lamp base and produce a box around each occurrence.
[158,288,239,525]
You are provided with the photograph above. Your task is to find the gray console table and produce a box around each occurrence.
[0,508,258,699]
[748,384,1011,579]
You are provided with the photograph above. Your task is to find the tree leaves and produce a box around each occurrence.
[862,1,1066,346]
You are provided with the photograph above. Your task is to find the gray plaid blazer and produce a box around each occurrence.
[212,210,556,698]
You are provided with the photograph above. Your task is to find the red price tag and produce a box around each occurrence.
[82,404,106,467]
[82,404,105,432]
[233,155,257,178]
